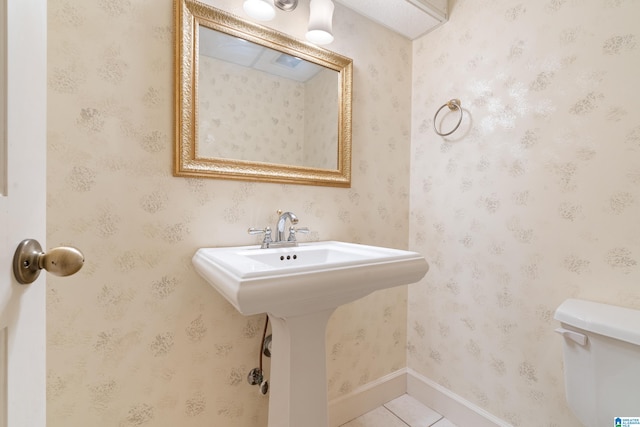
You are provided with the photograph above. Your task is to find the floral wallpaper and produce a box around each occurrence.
[197,54,338,169]
[409,0,640,425]
[46,0,412,426]
[304,68,339,170]
[46,0,638,425]
[198,55,306,165]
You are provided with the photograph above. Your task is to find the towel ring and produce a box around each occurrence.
[433,99,462,136]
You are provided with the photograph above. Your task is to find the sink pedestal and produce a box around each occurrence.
[267,309,336,427]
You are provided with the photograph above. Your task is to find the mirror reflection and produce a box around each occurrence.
[197,27,339,170]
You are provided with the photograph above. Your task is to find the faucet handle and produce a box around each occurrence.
[248,226,273,248]
[287,226,309,242]
[248,226,271,235]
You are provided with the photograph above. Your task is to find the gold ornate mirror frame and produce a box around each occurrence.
[175,0,353,187]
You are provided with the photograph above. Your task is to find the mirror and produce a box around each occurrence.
[175,0,353,187]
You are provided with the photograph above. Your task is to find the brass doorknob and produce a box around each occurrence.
[13,239,84,285]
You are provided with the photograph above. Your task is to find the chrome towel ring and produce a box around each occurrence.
[433,99,462,136]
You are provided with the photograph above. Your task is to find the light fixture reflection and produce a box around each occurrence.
[306,0,334,45]
[274,0,298,11]
[243,0,276,21]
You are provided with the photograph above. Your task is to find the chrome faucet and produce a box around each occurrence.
[276,211,298,242]
[248,211,308,248]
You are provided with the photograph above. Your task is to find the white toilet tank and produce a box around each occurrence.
[554,298,640,427]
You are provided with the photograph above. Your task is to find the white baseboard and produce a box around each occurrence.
[327,368,511,427]
[406,368,512,427]
[328,369,407,427]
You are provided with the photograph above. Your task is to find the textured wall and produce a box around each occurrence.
[46,0,412,426]
[409,0,640,425]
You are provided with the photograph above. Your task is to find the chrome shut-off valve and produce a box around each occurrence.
[247,368,264,386]
[247,368,269,395]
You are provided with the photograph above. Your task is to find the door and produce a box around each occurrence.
[0,0,47,426]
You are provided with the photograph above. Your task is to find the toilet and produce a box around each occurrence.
[554,298,640,427]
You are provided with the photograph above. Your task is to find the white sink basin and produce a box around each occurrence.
[192,241,429,317]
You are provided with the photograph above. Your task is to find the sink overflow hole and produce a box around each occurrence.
[279,254,298,261]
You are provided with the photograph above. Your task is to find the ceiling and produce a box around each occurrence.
[199,26,324,82]
[335,0,448,40]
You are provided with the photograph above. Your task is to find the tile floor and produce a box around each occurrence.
[339,394,458,427]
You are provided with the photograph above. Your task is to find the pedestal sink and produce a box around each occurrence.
[192,241,429,427]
